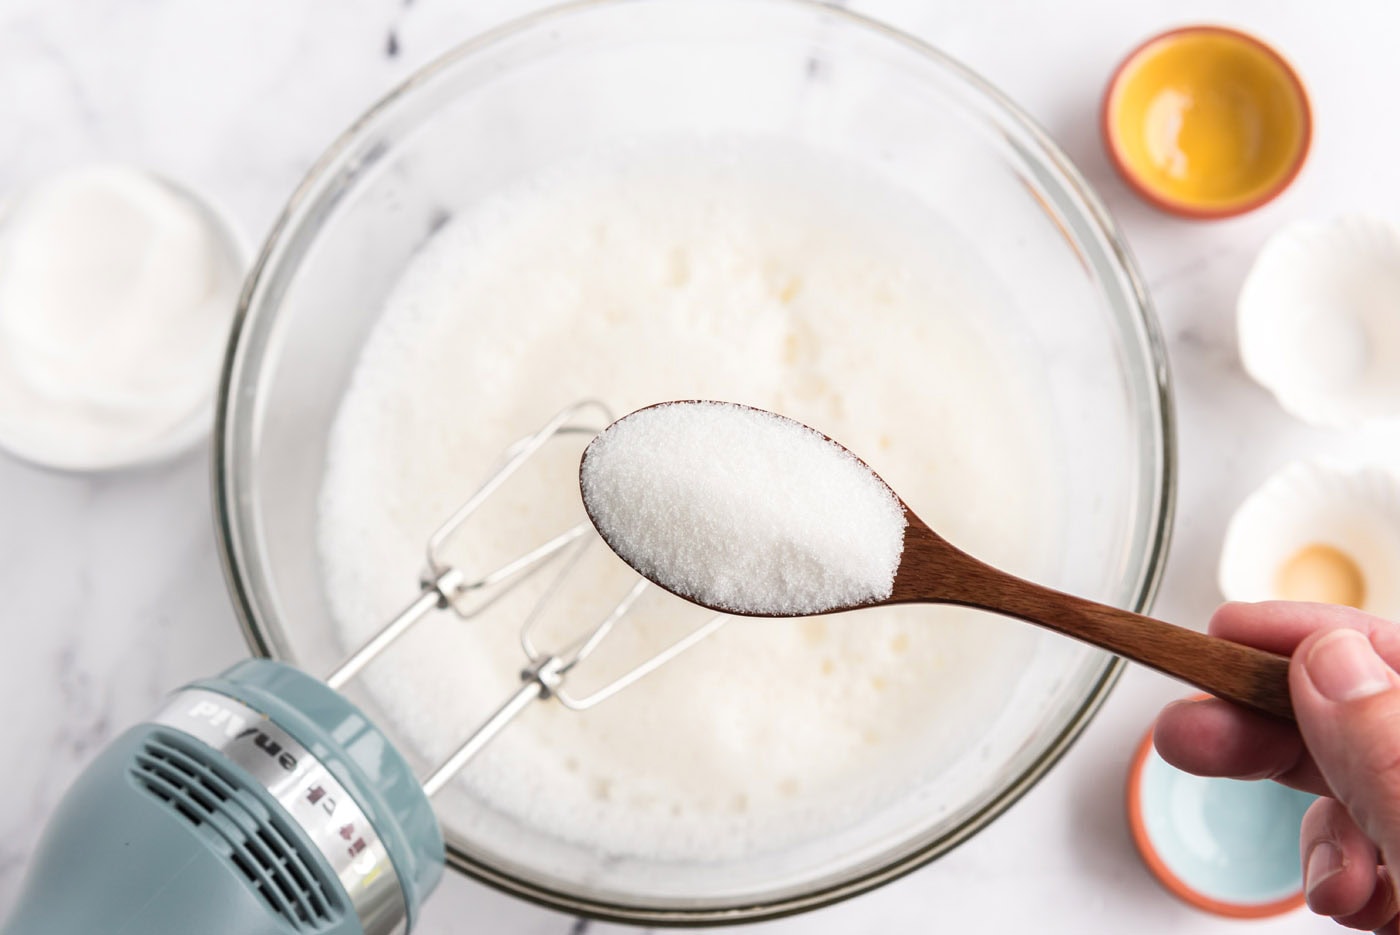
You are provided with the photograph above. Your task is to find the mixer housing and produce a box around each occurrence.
[0,660,443,935]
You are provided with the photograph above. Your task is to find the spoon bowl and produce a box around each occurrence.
[581,401,1293,721]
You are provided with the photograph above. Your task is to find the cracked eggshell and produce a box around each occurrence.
[1238,216,1400,428]
[1219,461,1400,619]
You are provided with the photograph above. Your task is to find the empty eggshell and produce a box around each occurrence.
[1238,216,1400,428]
[1219,461,1400,619]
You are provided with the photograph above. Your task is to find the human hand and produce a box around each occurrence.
[1154,601,1400,933]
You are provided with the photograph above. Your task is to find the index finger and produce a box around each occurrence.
[1154,695,1328,794]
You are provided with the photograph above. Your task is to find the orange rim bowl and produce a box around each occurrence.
[1126,709,1310,919]
[1102,26,1312,219]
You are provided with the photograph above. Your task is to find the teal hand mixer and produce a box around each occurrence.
[1,403,725,935]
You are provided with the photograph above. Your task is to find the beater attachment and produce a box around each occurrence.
[322,400,725,796]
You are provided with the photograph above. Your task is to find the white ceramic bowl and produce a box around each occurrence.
[0,165,247,473]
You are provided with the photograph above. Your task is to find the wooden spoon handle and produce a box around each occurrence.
[991,580,1294,720]
[892,518,1294,720]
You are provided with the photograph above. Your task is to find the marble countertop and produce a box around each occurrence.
[4,1,1398,932]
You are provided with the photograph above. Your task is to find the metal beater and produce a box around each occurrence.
[324,398,728,794]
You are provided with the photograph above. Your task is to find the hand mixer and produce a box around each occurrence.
[0,401,725,935]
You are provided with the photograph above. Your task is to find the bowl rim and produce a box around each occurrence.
[1126,713,1307,919]
[1100,24,1312,221]
[212,0,1178,923]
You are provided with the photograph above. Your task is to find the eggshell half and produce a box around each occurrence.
[1220,461,1400,620]
[1239,216,1400,428]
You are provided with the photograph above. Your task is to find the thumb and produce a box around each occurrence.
[1293,627,1400,868]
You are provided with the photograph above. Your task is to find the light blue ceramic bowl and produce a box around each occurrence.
[1128,724,1315,918]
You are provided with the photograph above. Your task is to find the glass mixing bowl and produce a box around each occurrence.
[215,0,1174,924]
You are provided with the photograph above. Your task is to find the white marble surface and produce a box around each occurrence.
[3,1,1400,932]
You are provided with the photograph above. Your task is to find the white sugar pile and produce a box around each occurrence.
[581,401,908,615]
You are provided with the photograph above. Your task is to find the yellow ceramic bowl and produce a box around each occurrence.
[1103,26,1311,219]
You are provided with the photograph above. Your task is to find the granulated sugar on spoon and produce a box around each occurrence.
[579,400,1295,720]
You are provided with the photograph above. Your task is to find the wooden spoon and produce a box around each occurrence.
[581,402,1294,722]
[888,513,1293,720]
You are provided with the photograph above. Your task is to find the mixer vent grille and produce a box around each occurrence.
[131,731,341,932]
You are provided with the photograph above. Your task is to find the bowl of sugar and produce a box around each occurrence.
[0,165,246,472]
[213,0,1174,923]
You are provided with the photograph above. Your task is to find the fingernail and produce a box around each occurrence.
[1306,629,1392,702]
[1305,842,1344,900]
